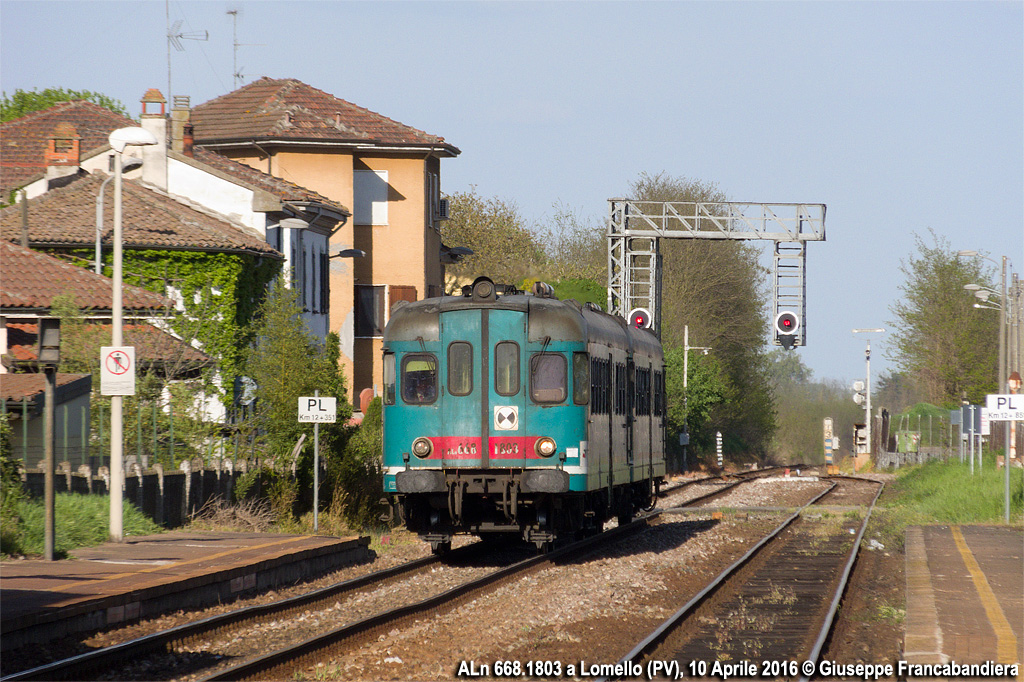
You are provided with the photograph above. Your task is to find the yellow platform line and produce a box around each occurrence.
[951,526,1020,667]
[48,536,312,593]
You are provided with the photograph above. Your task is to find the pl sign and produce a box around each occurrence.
[298,396,337,423]
[985,394,1024,421]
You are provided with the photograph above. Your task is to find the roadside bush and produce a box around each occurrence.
[1,413,24,555]
[330,398,386,529]
[235,466,298,523]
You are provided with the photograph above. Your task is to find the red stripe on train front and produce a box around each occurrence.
[489,436,543,459]
[427,436,482,460]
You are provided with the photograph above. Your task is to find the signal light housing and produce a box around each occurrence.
[774,311,800,336]
[628,308,652,329]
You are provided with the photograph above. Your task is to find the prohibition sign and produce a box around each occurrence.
[105,349,132,375]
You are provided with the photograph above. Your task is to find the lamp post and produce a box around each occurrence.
[853,329,885,461]
[95,157,143,274]
[107,128,158,542]
[959,250,1012,524]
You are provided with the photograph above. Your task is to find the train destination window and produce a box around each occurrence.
[573,352,590,405]
[531,353,567,403]
[383,353,396,405]
[495,342,520,396]
[448,342,473,396]
[402,353,438,404]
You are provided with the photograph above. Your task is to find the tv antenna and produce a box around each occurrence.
[227,9,264,89]
[166,1,208,104]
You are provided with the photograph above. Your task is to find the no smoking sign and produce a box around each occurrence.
[101,346,136,396]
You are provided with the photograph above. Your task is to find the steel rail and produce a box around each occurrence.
[597,481,839,681]
[798,477,885,681]
[0,545,471,682]
[201,517,654,681]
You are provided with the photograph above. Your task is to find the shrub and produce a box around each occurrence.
[15,494,161,556]
[0,413,24,555]
[330,398,386,529]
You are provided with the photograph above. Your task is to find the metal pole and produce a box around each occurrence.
[682,325,688,474]
[1000,257,1009,523]
[44,366,56,561]
[969,405,975,475]
[110,150,125,542]
[314,389,319,532]
[865,340,872,458]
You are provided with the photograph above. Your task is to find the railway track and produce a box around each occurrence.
[1,541,506,682]
[3,466,813,682]
[601,476,884,681]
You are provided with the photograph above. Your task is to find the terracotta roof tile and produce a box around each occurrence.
[192,78,459,155]
[188,146,350,215]
[0,100,135,195]
[1,241,173,312]
[5,320,209,369]
[0,173,282,258]
[0,372,91,403]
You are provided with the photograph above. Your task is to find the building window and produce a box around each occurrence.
[319,250,329,314]
[354,169,388,225]
[355,285,384,337]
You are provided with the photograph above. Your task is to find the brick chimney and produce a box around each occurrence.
[139,89,168,190]
[44,123,81,181]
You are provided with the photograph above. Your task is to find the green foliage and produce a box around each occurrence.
[886,458,1023,524]
[234,466,298,522]
[1,87,132,122]
[664,345,726,462]
[632,172,776,459]
[441,187,546,287]
[242,279,352,475]
[14,494,161,556]
[888,230,999,406]
[767,350,864,464]
[331,398,385,529]
[1,413,23,555]
[538,204,606,282]
[549,278,607,308]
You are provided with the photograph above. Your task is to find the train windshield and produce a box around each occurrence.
[530,353,567,403]
[401,354,438,404]
[495,342,520,396]
[447,342,473,396]
[383,353,396,405]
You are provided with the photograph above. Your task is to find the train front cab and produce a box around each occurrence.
[382,287,664,552]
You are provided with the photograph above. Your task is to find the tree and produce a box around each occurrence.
[1,88,131,122]
[628,172,776,461]
[887,230,998,406]
[242,279,352,470]
[539,203,606,283]
[440,187,546,289]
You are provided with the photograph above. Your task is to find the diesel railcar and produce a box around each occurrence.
[382,276,666,552]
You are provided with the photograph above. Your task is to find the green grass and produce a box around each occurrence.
[886,455,1024,524]
[9,493,162,557]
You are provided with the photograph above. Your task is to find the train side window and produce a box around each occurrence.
[401,353,438,404]
[495,342,520,396]
[447,342,473,396]
[531,353,567,403]
[383,353,396,405]
[573,352,590,405]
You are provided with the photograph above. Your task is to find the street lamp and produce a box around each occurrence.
[959,249,1013,523]
[95,157,142,274]
[681,324,711,473]
[852,328,885,463]
[108,127,158,542]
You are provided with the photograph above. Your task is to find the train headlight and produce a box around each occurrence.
[535,437,557,458]
[411,437,433,458]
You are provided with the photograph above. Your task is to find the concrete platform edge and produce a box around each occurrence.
[1,536,371,650]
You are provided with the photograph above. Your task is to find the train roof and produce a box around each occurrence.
[384,279,661,359]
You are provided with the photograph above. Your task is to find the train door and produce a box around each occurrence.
[439,310,484,467]
[486,310,527,466]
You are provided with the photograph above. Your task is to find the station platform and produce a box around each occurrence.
[0,531,370,651]
[904,525,1023,673]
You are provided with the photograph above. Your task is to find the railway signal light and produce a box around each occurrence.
[628,308,652,329]
[774,311,800,349]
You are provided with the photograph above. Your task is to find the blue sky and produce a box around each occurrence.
[2,1,1022,386]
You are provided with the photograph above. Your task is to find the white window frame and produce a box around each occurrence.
[354,169,389,225]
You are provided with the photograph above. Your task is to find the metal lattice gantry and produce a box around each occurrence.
[607,200,826,344]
